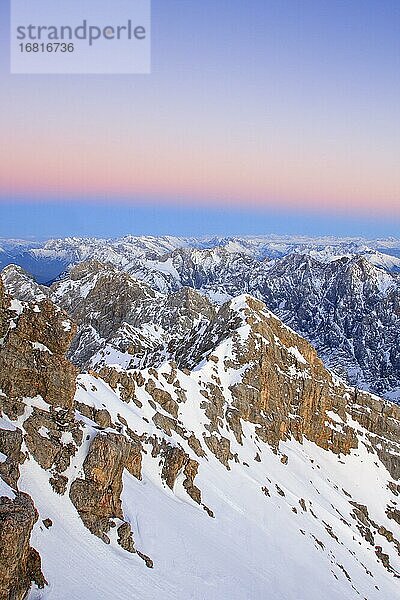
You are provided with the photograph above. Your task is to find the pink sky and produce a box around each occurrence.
[1,1,399,219]
[1,120,398,216]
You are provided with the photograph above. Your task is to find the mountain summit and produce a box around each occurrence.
[0,273,399,599]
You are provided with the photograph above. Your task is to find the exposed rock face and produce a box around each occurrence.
[51,261,156,340]
[96,367,143,405]
[0,427,24,488]
[203,434,233,469]
[4,251,400,402]
[0,266,400,598]
[48,262,216,371]
[75,401,113,429]
[254,254,400,401]
[117,521,135,553]
[23,408,82,474]
[0,281,76,598]
[350,393,400,480]
[1,264,48,303]
[146,380,178,418]
[0,493,46,600]
[0,279,9,336]
[161,446,202,504]
[229,299,360,454]
[0,286,77,412]
[69,432,142,542]
[177,295,400,480]
[0,279,82,495]
[3,236,400,400]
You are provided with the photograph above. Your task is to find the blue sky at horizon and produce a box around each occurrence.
[1,201,399,239]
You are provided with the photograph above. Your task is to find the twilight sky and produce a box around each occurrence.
[0,0,399,237]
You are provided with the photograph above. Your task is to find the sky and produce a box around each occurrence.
[0,0,399,238]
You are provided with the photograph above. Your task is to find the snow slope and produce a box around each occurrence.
[21,391,399,600]
[1,287,399,599]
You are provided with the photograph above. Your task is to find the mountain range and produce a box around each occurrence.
[1,235,399,403]
[1,235,400,283]
[0,268,399,599]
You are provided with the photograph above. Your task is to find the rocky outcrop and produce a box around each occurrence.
[349,501,400,574]
[117,521,135,553]
[1,265,48,303]
[161,446,202,504]
[97,367,143,406]
[75,400,113,429]
[0,281,80,598]
[0,278,84,502]
[0,493,46,600]
[350,393,400,480]
[146,380,178,418]
[69,432,141,542]
[23,408,82,475]
[0,280,9,337]
[0,428,24,489]
[0,284,77,412]
[184,296,400,478]
[203,434,233,469]
[3,238,400,401]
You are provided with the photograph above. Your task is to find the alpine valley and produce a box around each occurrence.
[0,235,399,600]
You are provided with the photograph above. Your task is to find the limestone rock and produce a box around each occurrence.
[0,427,24,489]
[0,492,46,600]
[117,522,135,553]
[69,432,142,541]
[145,382,178,418]
[0,285,77,412]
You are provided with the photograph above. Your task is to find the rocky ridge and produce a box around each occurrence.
[0,273,399,598]
[3,238,400,403]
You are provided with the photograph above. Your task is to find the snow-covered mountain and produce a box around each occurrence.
[2,235,400,284]
[0,275,399,599]
[3,235,400,402]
